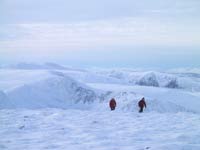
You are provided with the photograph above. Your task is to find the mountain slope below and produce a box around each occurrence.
[2,71,100,109]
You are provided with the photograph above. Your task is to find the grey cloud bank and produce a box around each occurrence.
[0,0,200,68]
[1,0,200,23]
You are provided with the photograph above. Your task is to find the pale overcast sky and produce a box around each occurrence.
[0,0,200,68]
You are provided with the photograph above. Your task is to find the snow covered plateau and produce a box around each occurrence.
[0,63,200,150]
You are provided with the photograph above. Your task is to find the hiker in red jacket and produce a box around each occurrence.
[109,98,117,111]
[138,97,146,113]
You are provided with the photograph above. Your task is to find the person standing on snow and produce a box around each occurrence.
[109,98,117,111]
[138,97,146,113]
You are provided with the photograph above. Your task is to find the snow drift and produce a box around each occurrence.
[2,71,100,109]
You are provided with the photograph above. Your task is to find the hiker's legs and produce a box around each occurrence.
[111,107,115,111]
[139,107,143,113]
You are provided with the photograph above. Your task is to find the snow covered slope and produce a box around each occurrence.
[0,70,101,109]
[88,83,200,113]
[0,65,200,113]
[0,91,10,108]
[1,65,200,150]
[86,69,200,91]
[1,109,200,150]
[3,63,200,91]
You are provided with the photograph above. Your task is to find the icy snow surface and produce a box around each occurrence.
[0,109,200,150]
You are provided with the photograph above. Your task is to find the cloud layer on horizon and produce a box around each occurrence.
[0,0,200,68]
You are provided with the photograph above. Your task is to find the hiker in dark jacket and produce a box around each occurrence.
[109,98,117,111]
[138,97,146,113]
